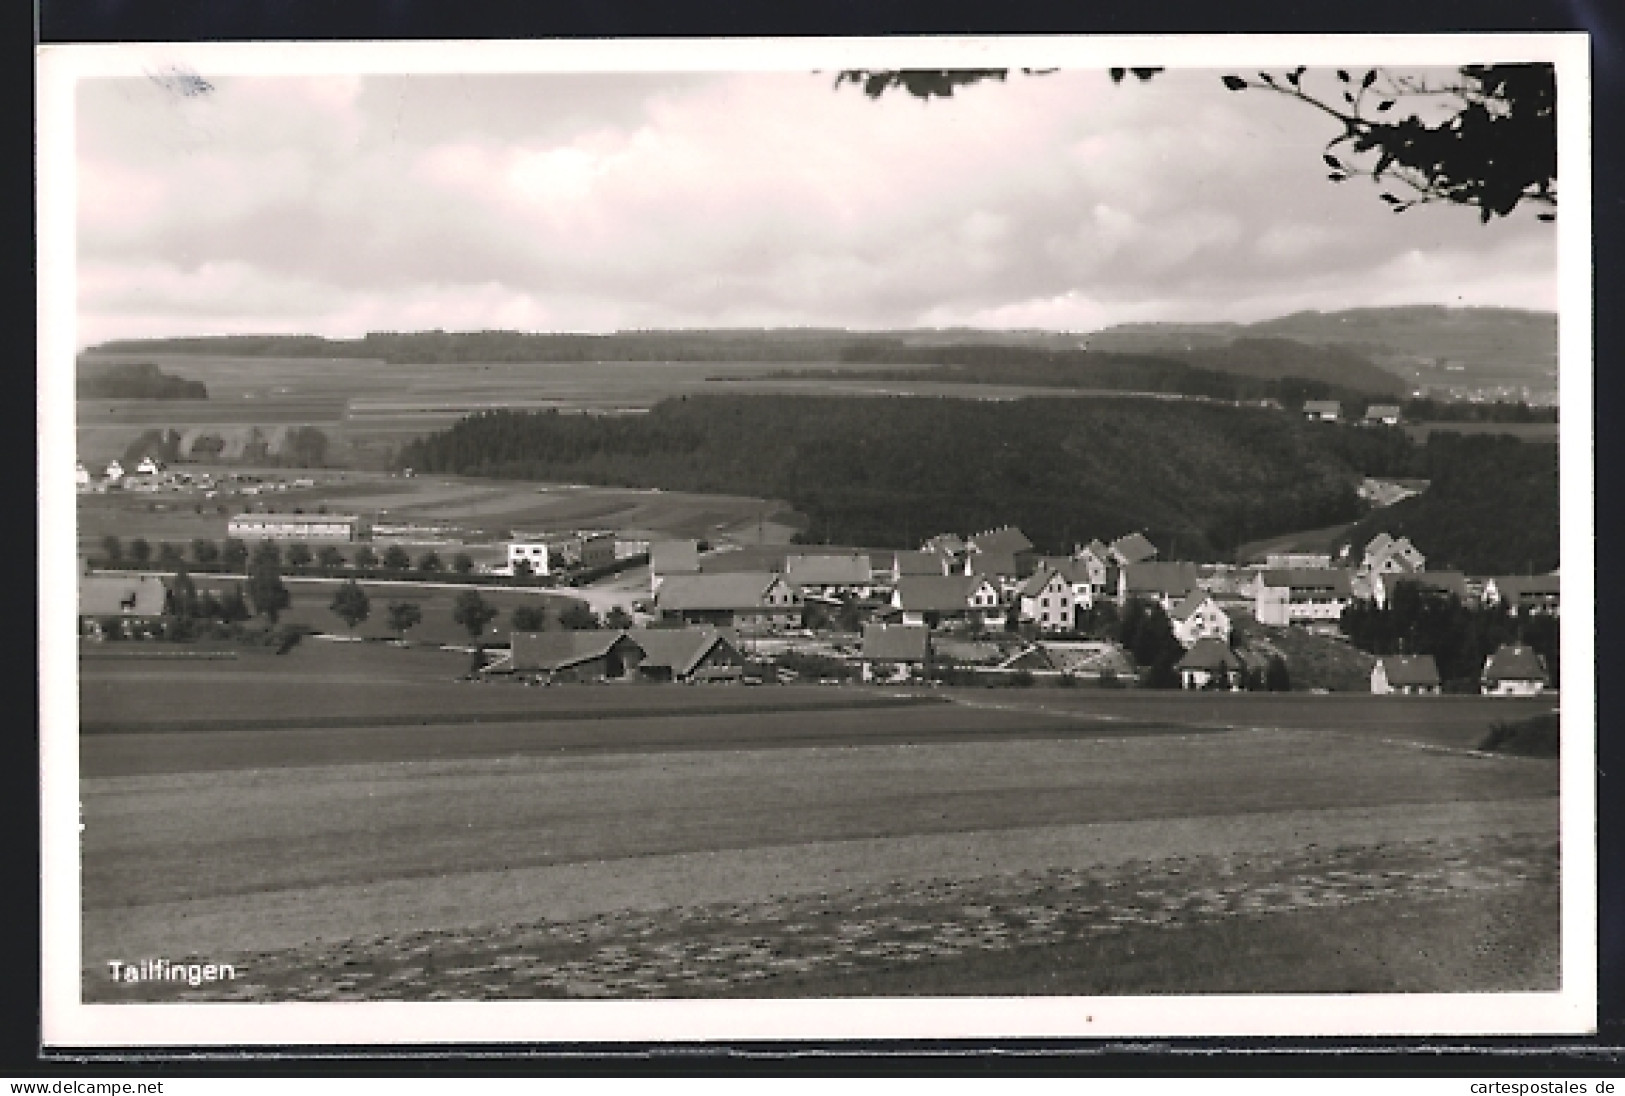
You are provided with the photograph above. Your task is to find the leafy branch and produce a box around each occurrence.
[1220,64,1556,222]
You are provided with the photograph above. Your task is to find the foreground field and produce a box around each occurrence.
[77,643,1561,1001]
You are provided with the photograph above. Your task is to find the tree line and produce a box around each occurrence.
[395,395,1429,561]
[79,362,207,399]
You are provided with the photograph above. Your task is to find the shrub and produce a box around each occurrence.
[1478,713,1559,757]
[1011,669,1035,687]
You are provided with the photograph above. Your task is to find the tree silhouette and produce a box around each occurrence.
[835,63,1555,222]
[329,579,371,634]
[452,589,499,639]
[386,600,422,641]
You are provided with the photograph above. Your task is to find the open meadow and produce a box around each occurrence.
[78,642,1560,1001]
[74,353,940,469]
[77,470,795,555]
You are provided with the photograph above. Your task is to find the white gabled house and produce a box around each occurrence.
[1480,644,1550,696]
[1168,593,1231,648]
[506,540,552,576]
[1017,567,1074,633]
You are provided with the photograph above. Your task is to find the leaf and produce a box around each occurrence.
[1361,69,1377,89]
[1337,69,1350,82]
[1536,212,1556,222]
[1110,67,1126,83]
[1377,100,1394,111]
[1259,72,1276,85]
[1221,74,1248,91]
[1288,66,1305,86]
[1323,153,1343,168]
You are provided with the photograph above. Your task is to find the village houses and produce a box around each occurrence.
[1253,568,1353,628]
[1480,574,1561,616]
[891,574,1003,630]
[1016,567,1075,633]
[860,623,931,682]
[1117,561,1199,612]
[1481,644,1550,696]
[1168,593,1232,648]
[1371,654,1442,695]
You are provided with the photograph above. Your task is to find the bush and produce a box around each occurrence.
[1097,670,1125,689]
[1478,713,1559,757]
[1011,670,1035,687]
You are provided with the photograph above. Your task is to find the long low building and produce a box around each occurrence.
[228,513,372,543]
[1253,568,1353,627]
[654,572,803,630]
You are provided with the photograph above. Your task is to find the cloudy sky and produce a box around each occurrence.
[73,66,1558,348]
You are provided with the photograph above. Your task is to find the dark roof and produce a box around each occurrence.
[656,572,787,611]
[1303,400,1342,414]
[1385,571,1467,598]
[511,630,641,671]
[892,550,951,576]
[1121,561,1198,597]
[648,539,700,574]
[1482,644,1548,683]
[1033,556,1092,585]
[1169,593,1219,622]
[863,623,930,662]
[1018,567,1070,598]
[784,553,872,586]
[1176,638,1243,672]
[1260,568,1354,596]
[79,574,168,617]
[1377,654,1441,687]
[1365,404,1403,418]
[1489,575,1561,599]
[967,526,1032,554]
[894,574,988,612]
[632,627,739,676]
[967,549,1020,577]
[1110,532,1158,564]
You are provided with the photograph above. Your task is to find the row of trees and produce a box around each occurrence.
[99,534,485,577]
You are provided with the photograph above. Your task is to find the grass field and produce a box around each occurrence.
[77,643,1561,1002]
[1404,421,1561,443]
[77,470,794,553]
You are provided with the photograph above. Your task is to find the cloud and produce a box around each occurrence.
[71,67,1557,347]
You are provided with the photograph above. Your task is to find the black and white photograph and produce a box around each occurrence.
[37,34,1594,1045]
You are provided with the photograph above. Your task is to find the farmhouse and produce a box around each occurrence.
[654,572,802,630]
[228,513,371,543]
[1118,561,1199,611]
[1364,404,1403,426]
[1481,644,1550,696]
[507,631,645,683]
[1069,545,1111,597]
[1017,567,1075,633]
[861,623,931,682]
[1372,570,1468,610]
[1176,638,1244,690]
[965,526,1035,580]
[78,571,169,638]
[632,627,744,683]
[1169,593,1232,648]
[1253,568,1353,627]
[1371,654,1442,695]
[1303,400,1342,422]
[648,539,701,595]
[1481,574,1561,616]
[891,574,1003,629]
